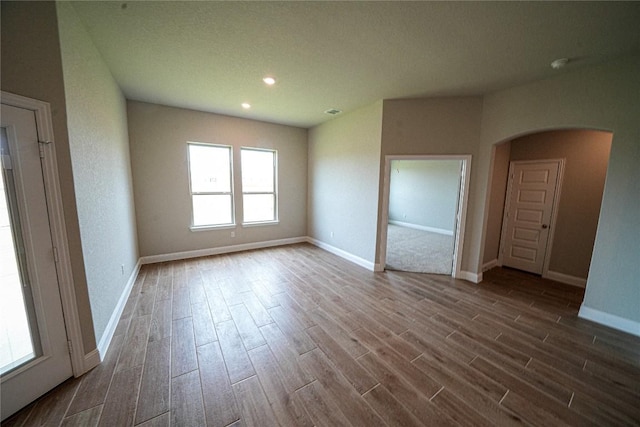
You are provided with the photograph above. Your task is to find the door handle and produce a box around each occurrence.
[542,224,549,229]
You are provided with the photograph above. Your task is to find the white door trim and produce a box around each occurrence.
[1,91,86,377]
[498,158,565,279]
[379,154,472,279]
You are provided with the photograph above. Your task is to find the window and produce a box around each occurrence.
[187,143,233,227]
[241,148,277,223]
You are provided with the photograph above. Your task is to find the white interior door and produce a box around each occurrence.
[500,160,561,275]
[1,104,72,420]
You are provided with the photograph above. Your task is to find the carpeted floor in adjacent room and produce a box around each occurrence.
[385,224,454,274]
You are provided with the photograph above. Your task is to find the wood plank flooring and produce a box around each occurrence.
[4,243,640,426]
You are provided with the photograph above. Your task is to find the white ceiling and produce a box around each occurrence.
[71,1,640,128]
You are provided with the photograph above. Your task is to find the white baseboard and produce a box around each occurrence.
[544,270,587,288]
[482,259,500,272]
[140,237,308,264]
[96,259,141,360]
[457,270,482,283]
[388,220,453,236]
[306,237,376,271]
[578,305,640,338]
[83,349,101,372]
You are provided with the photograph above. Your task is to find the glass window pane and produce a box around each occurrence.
[193,194,232,226]
[243,194,275,223]
[241,149,274,193]
[189,145,231,193]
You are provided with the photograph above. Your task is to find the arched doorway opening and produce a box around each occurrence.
[483,129,613,293]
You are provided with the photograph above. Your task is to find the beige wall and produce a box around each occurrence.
[379,98,483,270]
[508,130,612,279]
[478,54,640,324]
[128,101,308,257]
[57,2,139,344]
[308,102,383,264]
[483,141,511,265]
[389,160,461,232]
[1,1,95,352]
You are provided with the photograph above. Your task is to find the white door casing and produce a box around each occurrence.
[1,93,85,421]
[500,160,563,275]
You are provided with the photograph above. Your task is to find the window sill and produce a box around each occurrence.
[242,220,279,228]
[190,224,236,232]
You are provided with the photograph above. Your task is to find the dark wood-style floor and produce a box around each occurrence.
[4,243,640,426]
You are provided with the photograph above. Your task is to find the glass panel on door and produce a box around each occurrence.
[0,127,41,375]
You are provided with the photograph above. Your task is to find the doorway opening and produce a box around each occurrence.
[379,155,471,277]
[483,129,613,288]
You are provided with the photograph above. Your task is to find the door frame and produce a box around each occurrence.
[1,91,85,377]
[379,154,472,278]
[498,158,565,279]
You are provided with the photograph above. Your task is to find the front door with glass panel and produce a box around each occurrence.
[1,104,72,420]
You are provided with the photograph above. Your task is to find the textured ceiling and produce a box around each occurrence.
[71,1,640,128]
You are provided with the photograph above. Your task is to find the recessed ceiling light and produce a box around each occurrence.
[241,102,251,109]
[550,58,569,69]
[263,76,276,85]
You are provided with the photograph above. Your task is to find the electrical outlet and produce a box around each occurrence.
[231,231,235,238]
[330,231,334,238]
[120,264,125,275]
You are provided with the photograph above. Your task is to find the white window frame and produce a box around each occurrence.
[241,147,278,226]
[187,142,235,230]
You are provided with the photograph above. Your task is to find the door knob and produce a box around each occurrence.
[542,224,549,229]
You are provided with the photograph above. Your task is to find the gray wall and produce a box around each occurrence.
[308,102,383,264]
[57,2,139,344]
[127,101,308,257]
[389,160,461,233]
[509,130,612,279]
[1,1,96,353]
[477,54,640,324]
